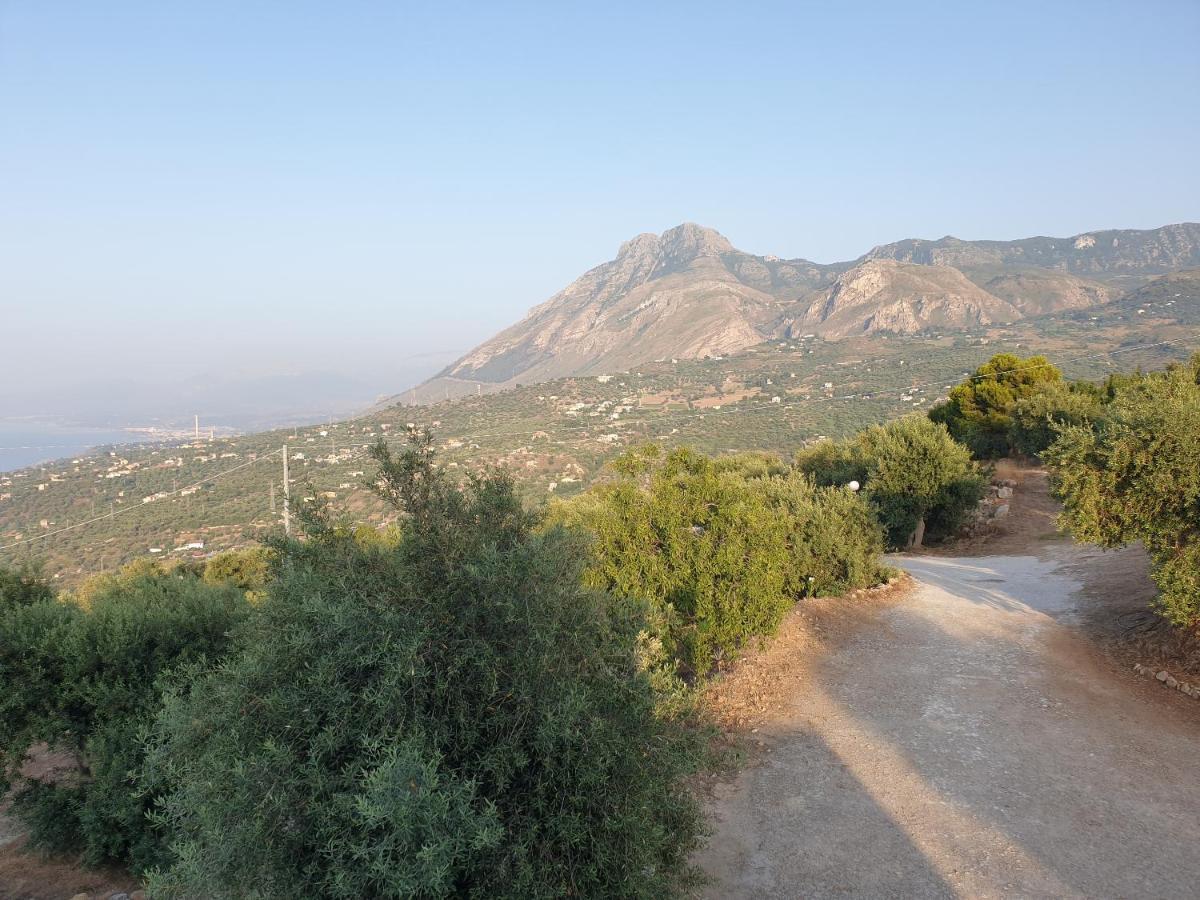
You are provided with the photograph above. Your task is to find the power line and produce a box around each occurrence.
[0,449,282,554]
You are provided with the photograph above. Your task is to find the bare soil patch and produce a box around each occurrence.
[0,750,138,900]
[701,578,914,734]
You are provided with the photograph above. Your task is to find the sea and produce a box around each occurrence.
[0,422,156,473]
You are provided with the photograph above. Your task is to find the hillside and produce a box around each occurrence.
[784,260,1023,338]
[866,223,1200,280]
[408,222,1200,402]
[4,305,1197,585]
[410,224,844,402]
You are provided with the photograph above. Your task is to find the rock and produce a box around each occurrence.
[69,894,89,900]
[1156,670,1169,682]
[1165,676,1179,689]
[993,504,1010,519]
[108,894,130,900]
[997,486,1013,499]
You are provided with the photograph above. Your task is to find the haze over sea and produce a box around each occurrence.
[0,422,152,473]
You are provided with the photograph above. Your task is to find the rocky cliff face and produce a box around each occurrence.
[420,224,841,398]
[403,222,1200,402]
[784,260,1023,338]
[866,223,1200,278]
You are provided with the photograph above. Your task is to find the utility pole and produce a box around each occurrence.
[281,445,291,537]
[269,481,276,515]
[194,415,199,439]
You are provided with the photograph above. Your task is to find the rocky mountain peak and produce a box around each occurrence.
[615,223,734,266]
[403,222,1199,404]
[659,222,734,261]
[616,232,661,260]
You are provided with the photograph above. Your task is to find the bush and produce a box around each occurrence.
[1044,356,1200,627]
[0,564,55,612]
[1007,381,1105,458]
[929,352,1062,457]
[0,568,250,871]
[796,416,987,549]
[141,432,704,899]
[550,444,885,675]
[202,545,277,594]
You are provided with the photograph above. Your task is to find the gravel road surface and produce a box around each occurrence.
[699,548,1200,898]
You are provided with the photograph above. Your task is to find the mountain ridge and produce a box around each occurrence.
[403,221,1200,403]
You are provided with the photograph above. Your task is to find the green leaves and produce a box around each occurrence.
[142,430,704,898]
[553,446,885,676]
[0,566,250,870]
[796,416,986,549]
[930,352,1063,457]
[1045,356,1200,627]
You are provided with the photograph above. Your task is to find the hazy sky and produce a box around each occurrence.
[2,1,1198,418]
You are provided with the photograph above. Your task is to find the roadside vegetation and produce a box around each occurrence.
[11,347,1195,897]
[936,350,1200,634]
[795,416,986,549]
[1043,355,1200,629]
[548,445,886,678]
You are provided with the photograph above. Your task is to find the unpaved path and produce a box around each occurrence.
[699,545,1200,898]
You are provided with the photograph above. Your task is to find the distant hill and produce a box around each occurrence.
[401,222,1200,403]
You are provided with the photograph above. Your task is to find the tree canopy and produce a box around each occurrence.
[930,352,1062,457]
[1044,356,1200,628]
[795,416,986,548]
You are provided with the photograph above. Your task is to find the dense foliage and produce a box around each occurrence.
[1006,380,1105,458]
[1044,356,1200,628]
[550,445,886,676]
[930,352,1062,457]
[0,564,250,870]
[795,416,987,549]
[141,433,704,898]
[0,563,55,611]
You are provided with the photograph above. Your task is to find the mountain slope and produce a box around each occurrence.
[406,222,1200,403]
[783,260,1024,338]
[866,223,1200,280]
[412,224,843,401]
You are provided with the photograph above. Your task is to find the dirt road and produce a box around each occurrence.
[698,544,1200,898]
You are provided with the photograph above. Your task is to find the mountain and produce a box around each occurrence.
[783,260,1023,338]
[405,222,1200,403]
[865,223,1200,280]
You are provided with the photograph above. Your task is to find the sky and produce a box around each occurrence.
[2,1,1198,423]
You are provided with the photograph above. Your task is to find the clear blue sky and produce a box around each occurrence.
[2,1,1198,418]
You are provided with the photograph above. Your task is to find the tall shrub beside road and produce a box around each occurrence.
[142,433,704,899]
[0,565,250,871]
[1044,356,1200,628]
[795,416,986,549]
[550,445,885,676]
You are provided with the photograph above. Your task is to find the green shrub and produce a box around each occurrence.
[929,352,1062,457]
[142,433,704,899]
[550,444,884,675]
[1045,356,1200,627]
[0,569,250,871]
[796,416,986,549]
[0,564,55,612]
[1007,381,1105,458]
[202,545,277,594]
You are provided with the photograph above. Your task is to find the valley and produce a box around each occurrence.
[2,291,1196,584]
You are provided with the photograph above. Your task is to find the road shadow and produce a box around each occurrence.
[700,725,958,899]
